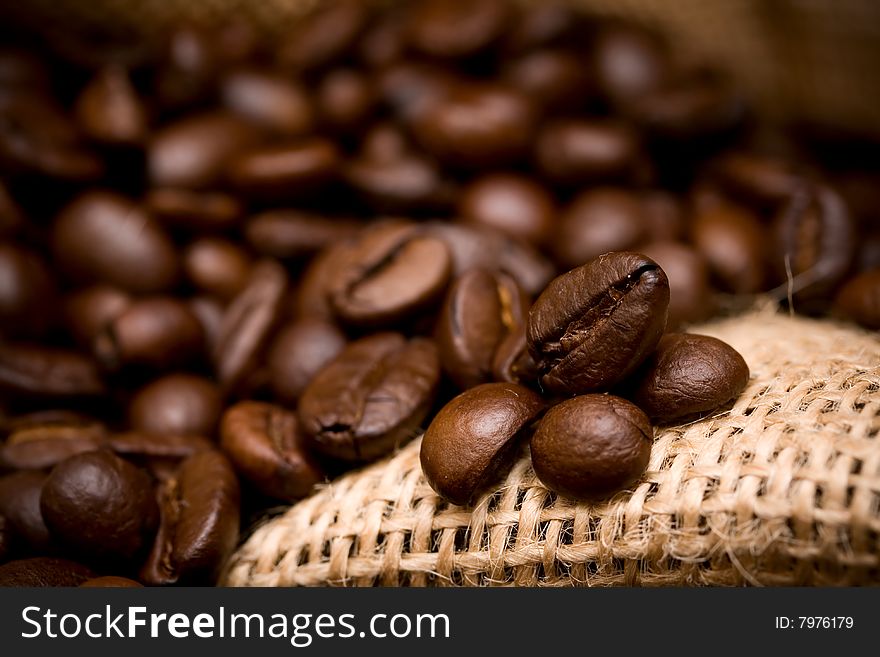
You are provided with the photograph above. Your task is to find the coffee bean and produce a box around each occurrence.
[639,241,714,329]
[189,296,225,355]
[316,68,376,134]
[41,450,158,564]
[329,222,451,328]
[527,252,669,395]
[0,343,105,399]
[266,318,347,404]
[74,65,147,146]
[299,333,440,461]
[420,382,545,505]
[712,152,804,208]
[140,450,240,585]
[221,68,314,137]
[436,268,528,390]
[220,401,325,501]
[503,49,591,115]
[641,190,685,242]
[245,210,362,261]
[357,6,408,68]
[593,24,669,107]
[154,27,218,111]
[129,374,222,437]
[145,188,243,233]
[691,202,767,294]
[0,243,56,338]
[52,191,179,294]
[627,333,749,424]
[277,0,368,72]
[0,557,94,587]
[183,237,252,301]
[107,432,215,460]
[531,394,653,500]
[0,471,52,553]
[80,575,142,587]
[406,0,511,59]
[504,1,580,51]
[834,269,880,330]
[0,418,107,471]
[294,242,356,321]
[535,120,638,186]
[376,61,457,124]
[64,285,132,350]
[491,324,539,388]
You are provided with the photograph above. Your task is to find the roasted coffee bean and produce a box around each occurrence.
[535,120,638,186]
[0,344,105,398]
[527,252,669,395]
[531,394,653,500]
[277,0,368,72]
[154,27,218,111]
[221,68,314,137]
[329,222,451,328]
[357,6,408,68]
[834,269,880,330]
[406,0,511,59]
[94,297,204,371]
[145,188,243,233]
[436,268,528,390]
[183,237,252,301]
[221,401,325,501]
[492,324,539,387]
[74,65,147,146]
[639,241,714,329]
[0,471,51,553]
[52,191,178,294]
[64,285,132,350]
[376,61,457,124]
[413,84,536,169]
[107,432,215,460]
[458,173,556,247]
[189,296,225,355]
[0,557,94,587]
[41,450,158,564]
[641,190,686,242]
[266,318,346,404]
[244,210,362,260]
[299,333,440,461]
[0,243,56,338]
[294,241,356,321]
[214,260,287,392]
[148,111,262,189]
[593,24,669,107]
[627,333,749,424]
[554,188,646,268]
[420,382,545,505]
[140,450,240,585]
[316,68,376,134]
[503,1,580,52]
[80,576,142,587]
[503,49,591,115]
[129,374,222,437]
[772,184,856,308]
[0,419,106,471]
[227,139,340,201]
[712,152,804,208]
[691,202,767,294]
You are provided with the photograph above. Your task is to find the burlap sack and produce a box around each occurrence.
[222,306,880,587]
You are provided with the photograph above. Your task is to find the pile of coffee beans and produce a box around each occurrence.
[1,0,878,586]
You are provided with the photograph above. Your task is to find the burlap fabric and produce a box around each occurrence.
[222,306,880,587]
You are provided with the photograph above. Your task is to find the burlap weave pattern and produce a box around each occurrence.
[222,307,880,587]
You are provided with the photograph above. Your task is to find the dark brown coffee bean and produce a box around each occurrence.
[316,68,376,134]
[413,84,536,169]
[53,191,179,294]
[148,111,262,189]
[407,0,511,59]
[358,7,408,68]
[64,285,132,350]
[834,269,880,330]
[94,297,204,371]
[691,202,767,294]
[639,242,714,329]
[0,557,94,587]
[221,68,314,137]
[140,450,240,585]
[0,243,56,338]
[0,344,105,399]
[214,260,287,392]
[492,324,539,388]
[772,184,856,308]
[535,119,638,186]
[420,382,545,505]
[227,138,340,201]
[80,576,142,587]
[245,210,362,261]
[554,188,646,268]
[458,173,556,247]
[641,190,686,242]
[41,450,158,564]
[189,296,225,355]
[299,333,440,462]
[593,24,669,107]
[712,152,804,208]
[107,432,215,460]
[436,269,528,390]
[183,237,252,301]
[145,188,243,233]
[0,418,106,471]
[266,318,346,404]
[0,470,51,552]
[503,49,591,115]
[220,401,325,501]
[277,0,368,72]
[294,242,355,321]
[154,27,218,111]
[74,65,147,146]
[503,1,580,52]
[129,374,222,437]
[527,252,669,395]
[329,222,451,328]
[627,333,749,424]
[531,394,653,500]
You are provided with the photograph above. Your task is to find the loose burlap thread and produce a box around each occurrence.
[223,307,880,587]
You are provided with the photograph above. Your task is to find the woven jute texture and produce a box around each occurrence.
[222,307,880,587]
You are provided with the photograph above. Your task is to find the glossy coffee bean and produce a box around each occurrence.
[266,318,346,404]
[245,210,362,261]
[492,324,539,388]
[535,120,638,186]
[220,401,325,501]
[691,203,766,294]
[527,252,669,395]
[458,173,556,247]
[834,269,880,330]
[554,188,646,268]
[503,49,591,115]
[0,471,52,553]
[227,139,340,201]
[639,241,714,329]
[294,241,355,321]
[0,344,105,399]
[94,297,204,371]
[129,374,222,437]
[52,191,178,294]
[436,268,528,390]
[593,24,669,107]
[80,576,142,587]
[329,222,451,328]
[0,243,56,338]
[74,65,147,146]
[0,418,107,471]
[41,450,158,564]
[316,68,376,134]
[712,152,804,208]
[64,285,131,350]
[277,0,368,72]
[531,394,653,500]
[406,0,511,59]
[420,382,545,505]
[0,557,94,587]
[183,237,252,301]
[140,450,240,585]
[145,188,243,233]
[298,333,440,462]
[221,68,314,137]
[627,333,749,424]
